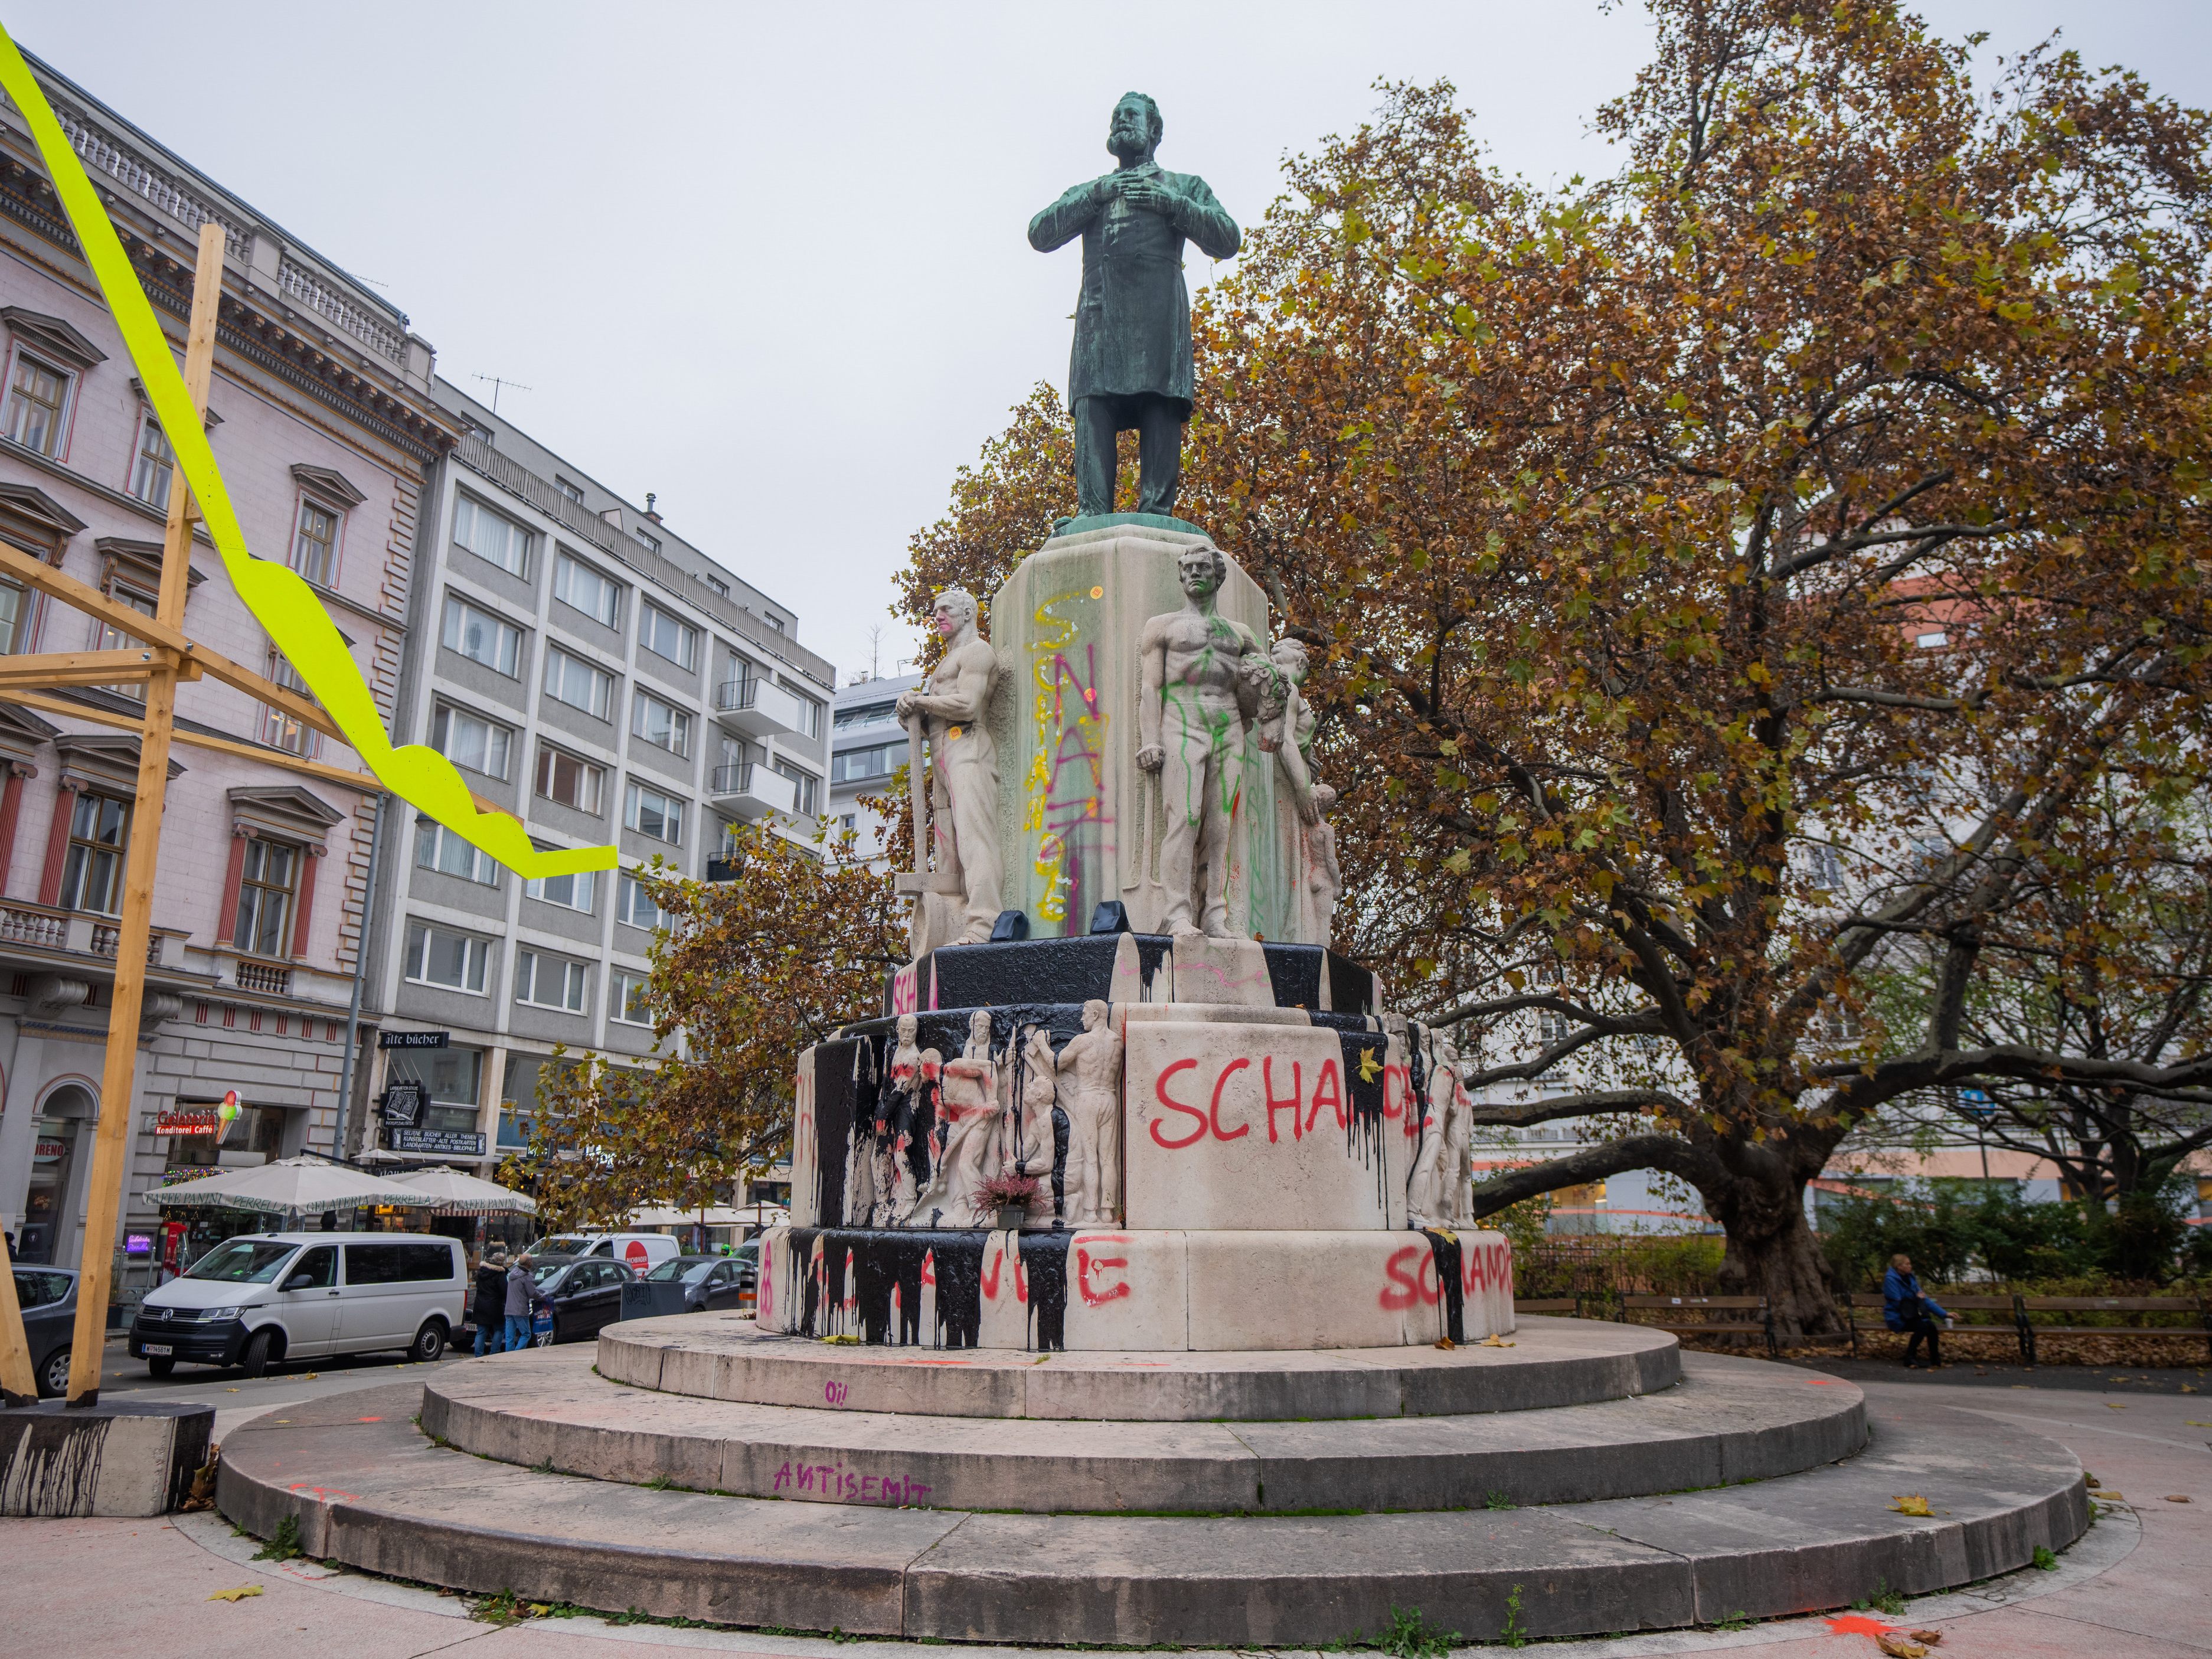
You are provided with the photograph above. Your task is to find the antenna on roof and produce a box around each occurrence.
[469,372,532,414]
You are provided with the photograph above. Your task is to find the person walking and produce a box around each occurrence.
[473,1249,509,1356]
[1883,1252,1952,1369]
[504,1253,543,1354]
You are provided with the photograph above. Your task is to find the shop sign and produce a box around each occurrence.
[380,1081,424,1127]
[125,1233,152,1256]
[33,1138,66,1160]
[379,1030,450,1050]
[156,1106,222,1137]
[389,1127,486,1157]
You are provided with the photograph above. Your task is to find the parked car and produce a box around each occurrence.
[128,1233,463,1377]
[13,1264,78,1397]
[645,1251,756,1313]
[541,1232,681,1273]
[527,1254,638,1344]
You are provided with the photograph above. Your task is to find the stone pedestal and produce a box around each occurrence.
[986,521,1303,940]
[0,1399,213,1516]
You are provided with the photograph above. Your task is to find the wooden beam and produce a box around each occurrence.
[66,220,223,1406]
[0,648,201,691]
[0,541,348,750]
[0,1229,36,1406]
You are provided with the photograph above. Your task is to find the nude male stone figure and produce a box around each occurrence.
[913,1010,999,1227]
[1137,545,1272,936]
[1055,998,1125,1225]
[898,590,1003,948]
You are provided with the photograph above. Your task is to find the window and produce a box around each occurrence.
[525,864,596,912]
[259,651,320,757]
[639,605,697,670]
[631,690,691,756]
[432,704,512,780]
[94,586,158,701]
[0,576,21,655]
[59,793,129,914]
[555,476,585,504]
[232,838,298,957]
[342,1242,454,1285]
[831,743,899,785]
[704,575,728,598]
[1916,629,1948,649]
[616,871,669,932]
[1536,1008,1571,1046]
[771,759,818,816]
[610,969,653,1026]
[553,550,620,628]
[442,595,522,676]
[839,812,857,832]
[543,645,613,718]
[3,353,70,456]
[515,949,587,1012]
[835,699,897,730]
[790,692,822,738]
[535,746,605,814]
[763,614,784,633]
[404,923,489,993]
[632,527,661,556]
[414,818,499,886]
[452,494,531,576]
[128,410,174,508]
[413,1046,483,1132]
[624,780,684,844]
[291,497,340,586]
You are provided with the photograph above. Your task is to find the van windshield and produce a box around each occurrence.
[185,1240,298,1284]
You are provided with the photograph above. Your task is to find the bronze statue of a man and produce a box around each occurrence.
[1029,93,1240,520]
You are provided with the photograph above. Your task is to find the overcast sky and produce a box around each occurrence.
[12,2,2207,685]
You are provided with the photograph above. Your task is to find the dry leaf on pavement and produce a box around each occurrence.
[1908,1631,1944,1644]
[1876,1634,1927,1658]
[1890,1495,1932,1517]
[2164,1495,2190,1503]
[207,1586,262,1602]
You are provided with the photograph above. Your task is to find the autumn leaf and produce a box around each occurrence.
[1876,1634,1927,1659]
[207,1586,262,1602]
[1890,1495,1933,1517]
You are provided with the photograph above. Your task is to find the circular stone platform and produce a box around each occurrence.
[598,1309,1679,1420]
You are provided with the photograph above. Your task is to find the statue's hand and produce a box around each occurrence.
[894,690,921,719]
[1296,792,1321,828]
[1135,744,1165,773]
[1119,177,1173,215]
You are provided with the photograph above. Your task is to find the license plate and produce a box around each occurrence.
[141,1344,173,1356]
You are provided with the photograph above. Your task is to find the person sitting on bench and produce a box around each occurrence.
[1883,1252,1952,1369]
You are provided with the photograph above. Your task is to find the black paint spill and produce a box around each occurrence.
[806,1039,862,1229]
[927,936,1125,1008]
[1423,1229,1466,1344]
[1021,1230,1074,1352]
[1338,1028,1391,1210]
[786,1227,991,1349]
[1327,951,1378,1015]
[1132,933,1173,997]
[1262,943,1326,1010]
[1310,1011,1377,1034]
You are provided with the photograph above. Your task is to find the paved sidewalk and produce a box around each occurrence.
[0,1375,2201,1658]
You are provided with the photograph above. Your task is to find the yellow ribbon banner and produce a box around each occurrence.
[0,27,614,879]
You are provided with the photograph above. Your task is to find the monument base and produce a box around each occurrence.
[0,1398,213,1516]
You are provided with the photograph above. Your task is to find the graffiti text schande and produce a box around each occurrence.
[771,1459,932,1504]
[1025,587,1109,926]
[1378,1236,1509,1311]
[1145,1050,1416,1149]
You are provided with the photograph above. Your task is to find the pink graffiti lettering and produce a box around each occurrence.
[1208,1057,1252,1141]
[1149,1058,1208,1149]
[824,1380,849,1407]
[1263,1057,1303,1143]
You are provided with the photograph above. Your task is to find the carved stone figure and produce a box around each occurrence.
[1006,1026,1064,1225]
[1408,1038,1473,1229]
[1029,93,1240,520]
[912,1010,1000,1227]
[878,1014,927,1224]
[1137,545,1273,936]
[1055,998,1125,1224]
[1301,782,1342,948]
[898,590,1003,952]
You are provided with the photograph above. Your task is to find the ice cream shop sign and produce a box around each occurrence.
[154,1107,221,1137]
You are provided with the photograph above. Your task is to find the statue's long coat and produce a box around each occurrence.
[1028,164,1240,413]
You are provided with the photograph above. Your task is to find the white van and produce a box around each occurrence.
[543,1232,679,1273]
[128,1232,464,1378]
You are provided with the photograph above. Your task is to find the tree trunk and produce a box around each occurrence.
[1708,1168,1844,1340]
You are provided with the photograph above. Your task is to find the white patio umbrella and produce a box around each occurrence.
[391,1167,538,1216]
[145,1154,432,1215]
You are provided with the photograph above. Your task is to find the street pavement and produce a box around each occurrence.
[92,1333,472,1439]
[1,1365,2205,1658]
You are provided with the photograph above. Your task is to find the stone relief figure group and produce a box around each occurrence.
[852,1004,1126,1232]
[900,544,1342,951]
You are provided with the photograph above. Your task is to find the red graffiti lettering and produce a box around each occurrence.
[1417,1248,1440,1304]
[1150,1058,1207,1149]
[920,1249,936,1288]
[1378,1244,1425,1311]
[980,1243,1002,1299]
[1210,1057,1252,1141]
[1015,1248,1030,1305]
[1077,1244,1132,1305]
[1263,1057,1302,1143]
[1382,1063,1410,1122]
[1308,1059,1345,1133]
[1462,1245,1485,1297]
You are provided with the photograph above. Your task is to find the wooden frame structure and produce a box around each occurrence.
[0,226,404,1406]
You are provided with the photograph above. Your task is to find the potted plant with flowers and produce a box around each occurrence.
[981,1172,1039,1232]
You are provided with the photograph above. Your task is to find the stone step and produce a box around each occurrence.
[597,1311,1678,1420]
[426,1344,1861,1513]
[219,1379,2088,1647]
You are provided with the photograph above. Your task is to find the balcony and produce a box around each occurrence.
[709,763,799,822]
[713,676,807,740]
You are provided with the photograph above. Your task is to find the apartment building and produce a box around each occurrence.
[358,381,835,1169]
[826,671,920,865]
[0,53,455,1269]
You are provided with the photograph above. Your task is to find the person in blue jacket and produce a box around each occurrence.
[1883,1252,1952,1368]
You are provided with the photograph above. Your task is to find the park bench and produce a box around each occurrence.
[1616,1293,1772,1353]
[1844,1292,2023,1358]
[2015,1294,2212,1365]
[1512,1296,1582,1318]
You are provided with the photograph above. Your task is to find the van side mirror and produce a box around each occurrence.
[283,1272,315,1292]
